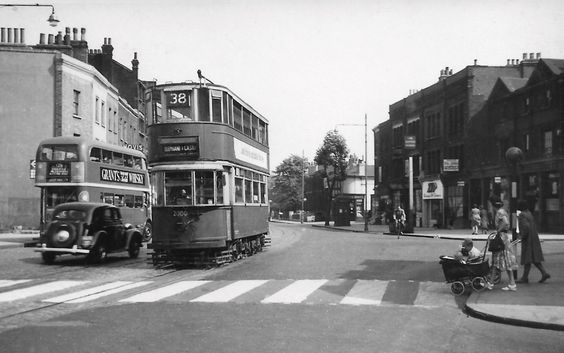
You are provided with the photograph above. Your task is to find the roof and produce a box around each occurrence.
[497,77,528,92]
[541,58,564,75]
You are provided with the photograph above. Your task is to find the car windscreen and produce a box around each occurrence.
[53,209,86,221]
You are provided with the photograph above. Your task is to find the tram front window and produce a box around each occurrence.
[164,171,193,206]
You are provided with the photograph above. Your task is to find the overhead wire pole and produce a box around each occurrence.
[301,150,305,224]
[334,116,370,232]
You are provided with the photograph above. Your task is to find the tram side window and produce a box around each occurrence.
[195,171,215,205]
[165,171,193,206]
[243,109,252,137]
[233,102,243,132]
[216,171,224,204]
[251,116,258,140]
[212,92,222,123]
[235,177,244,203]
[259,120,267,145]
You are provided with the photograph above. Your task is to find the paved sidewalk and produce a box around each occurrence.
[274,219,564,331]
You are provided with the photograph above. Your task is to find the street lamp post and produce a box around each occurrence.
[0,3,60,27]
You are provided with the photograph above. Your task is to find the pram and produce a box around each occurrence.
[439,234,494,296]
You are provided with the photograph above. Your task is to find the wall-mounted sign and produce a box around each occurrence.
[422,179,444,199]
[443,159,459,172]
[404,135,416,149]
[160,136,199,159]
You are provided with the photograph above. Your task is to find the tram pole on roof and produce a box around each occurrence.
[197,69,215,87]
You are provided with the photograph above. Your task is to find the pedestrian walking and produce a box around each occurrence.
[487,200,518,291]
[479,205,489,234]
[516,199,551,284]
[470,204,480,235]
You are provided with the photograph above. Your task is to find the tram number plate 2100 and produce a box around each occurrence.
[172,209,193,217]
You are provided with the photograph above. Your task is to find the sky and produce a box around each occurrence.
[3,0,564,170]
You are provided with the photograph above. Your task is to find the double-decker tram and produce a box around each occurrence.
[34,137,152,241]
[145,79,269,266]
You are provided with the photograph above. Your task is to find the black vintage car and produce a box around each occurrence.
[35,202,144,264]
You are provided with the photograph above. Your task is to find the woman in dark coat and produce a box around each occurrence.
[516,199,550,283]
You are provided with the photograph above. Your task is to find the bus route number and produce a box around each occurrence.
[166,91,190,107]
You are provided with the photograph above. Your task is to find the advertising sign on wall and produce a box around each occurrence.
[422,179,444,199]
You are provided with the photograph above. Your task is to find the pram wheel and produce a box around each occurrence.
[471,277,486,292]
[450,281,465,296]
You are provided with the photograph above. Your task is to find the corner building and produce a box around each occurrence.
[374,57,537,229]
[0,27,145,229]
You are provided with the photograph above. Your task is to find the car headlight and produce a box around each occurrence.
[55,230,70,243]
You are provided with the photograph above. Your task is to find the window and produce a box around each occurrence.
[216,171,224,204]
[233,102,243,132]
[235,176,244,203]
[101,100,106,127]
[251,116,258,139]
[113,152,124,166]
[259,120,267,145]
[39,145,78,161]
[243,109,252,136]
[392,125,404,148]
[90,147,102,162]
[95,97,100,124]
[195,171,214,205]
[164,171,193,206]
[543,130,553,155]
[73,90,80,116]
[211,90,222,123]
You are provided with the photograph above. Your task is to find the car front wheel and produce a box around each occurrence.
[87,245,107,264]
[128,241,140,258]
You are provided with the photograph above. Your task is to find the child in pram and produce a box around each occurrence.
[440,238,491,295]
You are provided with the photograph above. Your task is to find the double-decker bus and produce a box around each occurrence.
[145,80,269,265]
[34,137,152,241]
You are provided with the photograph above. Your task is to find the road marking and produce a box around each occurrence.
[261,279,328,304]
[44,281,152,303]
[0,280,32,288]
[340,279,388,305]
[0,281,87,302]
[120,281,210,303]
[191,280,269,303]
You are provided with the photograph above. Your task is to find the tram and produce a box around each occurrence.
[145,77,270,265]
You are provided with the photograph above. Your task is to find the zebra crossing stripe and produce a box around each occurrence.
[0,280,32,289]
[120,281,210,303]
[261,279,328,304]
[340,279,388,305]
[44,281,152,304]
[0,281,87,302]
[191,280,269,303]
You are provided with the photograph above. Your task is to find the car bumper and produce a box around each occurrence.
[35,243,91,254]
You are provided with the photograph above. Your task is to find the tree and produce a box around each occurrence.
[314,130,349,226]
[269,154,308,216]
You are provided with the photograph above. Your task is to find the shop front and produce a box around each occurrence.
[421,179,444,228]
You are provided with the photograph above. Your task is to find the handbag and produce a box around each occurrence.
[488,232,505,252]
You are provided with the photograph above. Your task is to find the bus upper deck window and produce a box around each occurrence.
[102,149,112,164]
[90,148,101,162]
[124,154,133,167]
[113,153,124,166]
[133,157,142,169]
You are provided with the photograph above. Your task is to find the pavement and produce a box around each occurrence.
[273,219,564,331]
[3,224,564,331]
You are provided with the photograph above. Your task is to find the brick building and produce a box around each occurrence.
[466,56,564,233]
[374,56,538,229]
[0,27,146,229]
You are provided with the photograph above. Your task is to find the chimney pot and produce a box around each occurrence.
[474,59,477,65]
[529,52,534,59]
[48,34,54,45]
[81,28,86,41]
[73,27,78,41]
[536,52,541,59]
[40,33,45,45]
[523,53,527,60]
[507,59,510,65]
[108,38,111,45]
